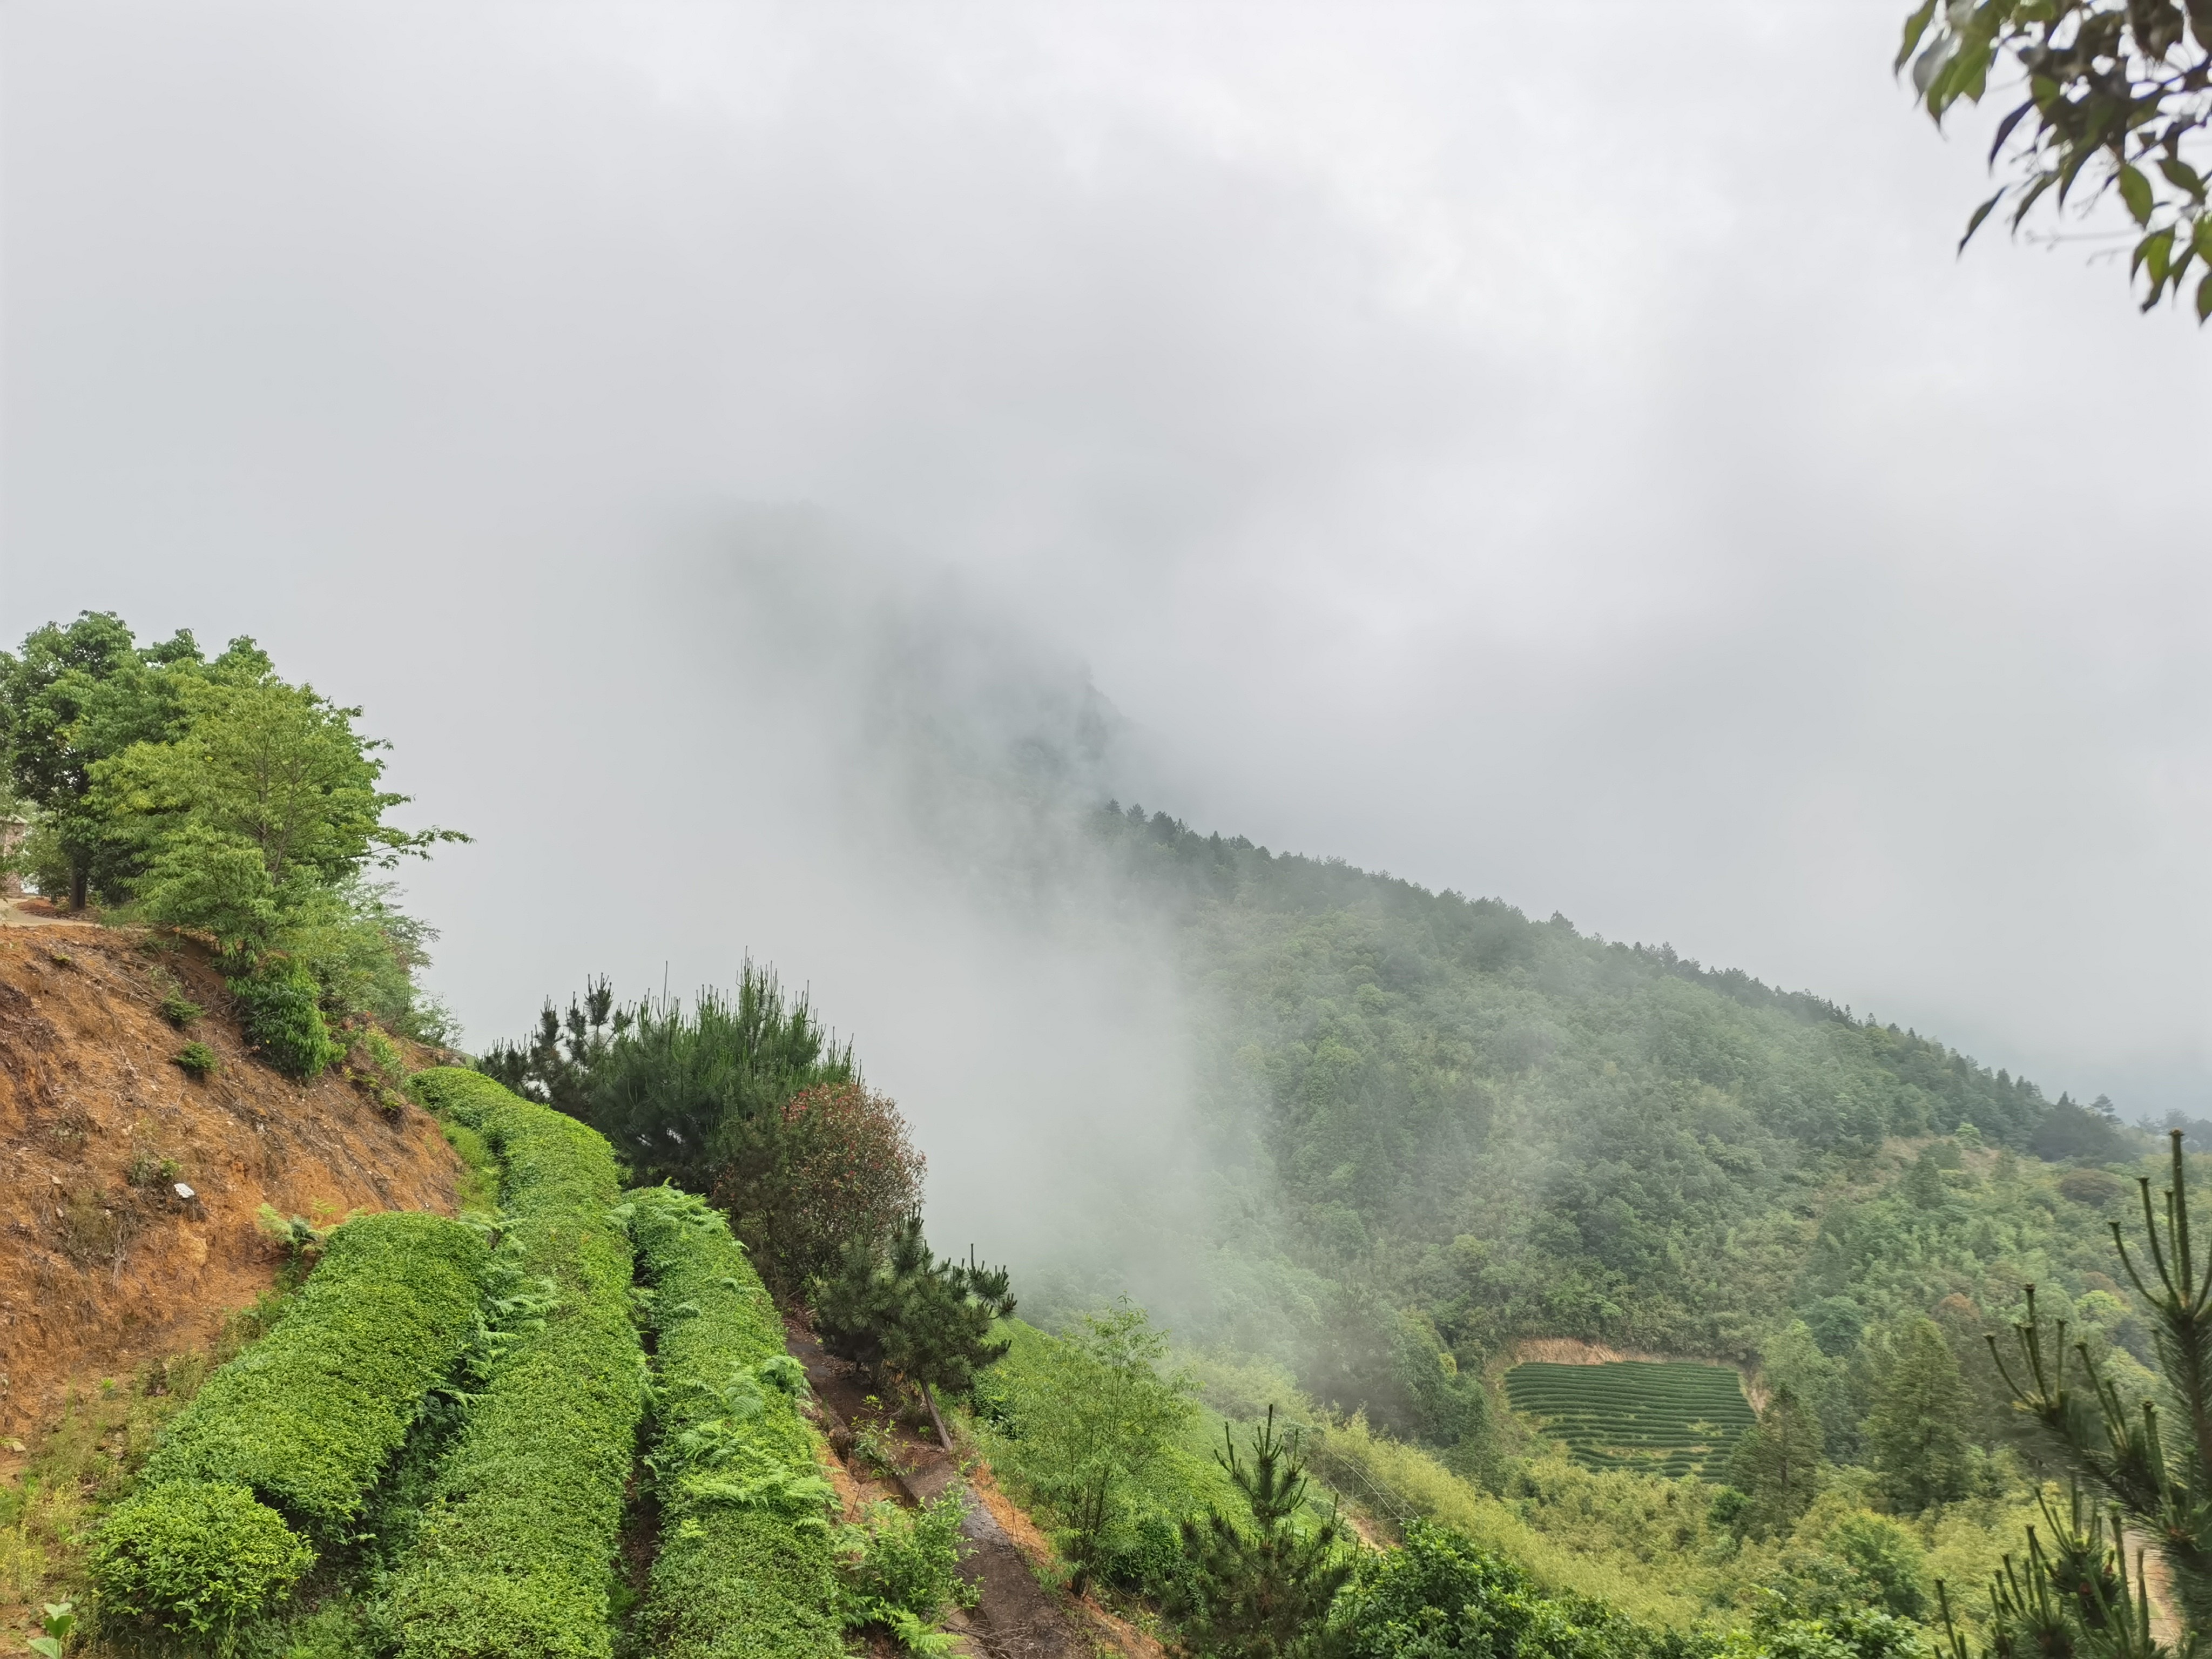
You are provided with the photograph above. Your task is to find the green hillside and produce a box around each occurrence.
[1094,802,2161,1466]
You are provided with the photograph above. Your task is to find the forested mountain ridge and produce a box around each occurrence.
[1090,803,2146,1449]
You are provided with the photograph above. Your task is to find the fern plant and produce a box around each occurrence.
[646,1358,835,1521]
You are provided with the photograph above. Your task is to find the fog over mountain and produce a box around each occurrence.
[6,0,2212,1219]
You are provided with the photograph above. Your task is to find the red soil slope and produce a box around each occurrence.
[0,908,463,1475]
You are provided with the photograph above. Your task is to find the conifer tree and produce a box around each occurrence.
[813,1213,1015,1449]
[1942,1130,2212,1659]
[478,977,622,1117]
[1866,1318,1972,1513]
[1168,1406,1351,1659]
[1727,1384,1827,1537]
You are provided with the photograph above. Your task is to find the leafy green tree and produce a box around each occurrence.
[1762,1322,1858,1460]
[1824,1513,1931,1621]
[1329,1519,1656,1659]
[1166,1406,1352,1659]
[1865,1319,1971,1513]
[93,672,460,959]
[1765,1511,1933,1623]
[1727,1385,1827,1536]
[1899,0,2212,318]
[0,613,236,908]
[1903,1149,1953,1210]
[814,1214,1016,1449]
[1008,1301,1193,1596]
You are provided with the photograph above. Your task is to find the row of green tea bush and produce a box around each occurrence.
[90,1210,489,1639]
[624,1185,845,1659]
[381,1068,647,1659]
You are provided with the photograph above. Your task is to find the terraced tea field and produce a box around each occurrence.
[1503,1360,1755,1479]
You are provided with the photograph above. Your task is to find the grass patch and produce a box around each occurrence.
[440,1117,501,1217]
[0,1300,288,1629]
[973,1319,1255,1600]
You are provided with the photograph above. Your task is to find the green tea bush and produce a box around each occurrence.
[137,1210,487,1536]
[232,959,343,1079]
[159,992,204,1028]
[386,1069,645,1659]
[90,1481,315,1639]
[624,1184,842,1659]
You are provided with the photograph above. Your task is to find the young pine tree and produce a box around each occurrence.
[1726,1384,1826,1537]
[477,977,622,1118]
[813,1213,1016,1449]
[1941,1130,2212,1659]
[1168,1406,1351,1659]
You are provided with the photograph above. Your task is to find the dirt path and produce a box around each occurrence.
[785,1317,1092,1659]
[0,896,99,928]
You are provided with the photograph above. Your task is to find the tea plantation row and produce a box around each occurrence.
[89,1069,842,1657]
[1503,1361,1755,1480]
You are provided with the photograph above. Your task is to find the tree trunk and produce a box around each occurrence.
[920,1379,953,1452]
[69,862,88,912]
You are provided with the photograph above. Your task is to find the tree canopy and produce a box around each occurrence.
[0,611,464,1058]
[1901,0,2212,317]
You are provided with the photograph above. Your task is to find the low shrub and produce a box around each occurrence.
[625,1184,844,1659]
[386,1069,644,1659]
[90,1481,315,1639]
[137,1210,487,1537]
[159,992,204,1028]
[232,959,342,1079]
[173,1042,220,1079]
[1331,1518,1673,1659]
[840,1490,976,1639]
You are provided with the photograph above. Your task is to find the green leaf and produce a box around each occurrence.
[1961,190,2007,251]
[2135,228,2175,304]
[2197,270,2212,322]
[2119,164,2155,224]
[1897,0,1940,72]
[2056,143,2098,206]
[2010,170,2058,227]
[1914,37,1954,100]
[2160,157,2207,203]
[29,1641,63,1659]
[2194,217,2212,260]
[1989,98,2036,163]
[1954,41,1995,102]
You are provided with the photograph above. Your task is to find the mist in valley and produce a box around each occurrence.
[8,1,2212,1329]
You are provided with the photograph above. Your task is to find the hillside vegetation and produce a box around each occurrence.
[17,607,2212,1659]
[1094,805,2150,1418]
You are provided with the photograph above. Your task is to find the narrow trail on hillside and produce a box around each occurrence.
[785,1318,1093,1659]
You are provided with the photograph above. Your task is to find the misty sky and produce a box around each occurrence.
[6,0,2211,1208]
